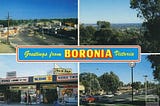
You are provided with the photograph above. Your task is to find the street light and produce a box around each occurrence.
[143,75,148,101]
[129,62,136,103]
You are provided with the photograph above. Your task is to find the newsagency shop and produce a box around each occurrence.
[0,72,78,104]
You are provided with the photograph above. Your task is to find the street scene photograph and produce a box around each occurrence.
[79,55,160,106]
[0,55,78,106]
[80,0,160,53]
[0,0,78,53]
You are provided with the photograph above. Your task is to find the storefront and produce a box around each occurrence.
[57,84,78,103]
[0,92,5,103]
[9,85,37,104]
[40,84,57,104]
[56,74,78,103]
[0,85,5,103]
[0,73,78,104]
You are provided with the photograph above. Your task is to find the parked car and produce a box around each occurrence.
[81,95,96,103]
[102,94,114,98]
[114,91,122,96]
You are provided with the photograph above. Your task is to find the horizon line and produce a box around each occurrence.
[81,22,143,24]
[0,17,78,20]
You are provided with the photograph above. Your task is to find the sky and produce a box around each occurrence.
[80,55,155,84]
[0,0,77,19]
[0,54,156,84]
[0,55,78,78]
[80,0,143,23]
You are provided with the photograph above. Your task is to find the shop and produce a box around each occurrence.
[40,84,58,104]
[57,84,78,103]
[0,73,78,104]
[0,86,5,103]
[9,85,37,104]
[0,92,5,103]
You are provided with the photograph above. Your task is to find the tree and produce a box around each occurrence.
[80,73,101,95]
[119,81,124,87]
[80,24,96,44]
[130,0,160,21]
[97,21,111,29]
[94,28,119,44]
[130,0,160,52]
[147,55,160,82]
[132,81,141,90]
[98,71,120,93]
[90,78,101,94]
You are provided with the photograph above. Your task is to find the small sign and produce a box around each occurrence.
[33,75,52,82]
[6,71,16,78]
[54,68,72,75]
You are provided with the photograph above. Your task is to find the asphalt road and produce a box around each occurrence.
[80,93,147,106]
[9,29,77,46]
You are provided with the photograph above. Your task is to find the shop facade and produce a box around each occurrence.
[0,73,78,104]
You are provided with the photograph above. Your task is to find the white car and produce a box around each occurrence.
[114,92,122,95]
[103,94,114,98]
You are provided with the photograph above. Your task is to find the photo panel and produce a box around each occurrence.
[0,55,78,105]
[0,0,78,53]
[80,0,160,53]
[79,54,160,106]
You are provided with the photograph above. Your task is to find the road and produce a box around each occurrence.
[80,93,147,106]
[9,29,77,46]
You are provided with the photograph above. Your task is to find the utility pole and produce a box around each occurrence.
[144,75,148,101]
[7,12,10,44]
[90,73,92,95]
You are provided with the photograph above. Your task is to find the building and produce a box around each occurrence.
[0,73,78,104]
[79,84,85,96]
[0,27,19,38]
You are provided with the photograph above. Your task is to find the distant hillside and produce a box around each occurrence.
[83,23,142,29]
[111,23,142,29]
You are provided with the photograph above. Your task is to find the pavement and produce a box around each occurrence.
[0,104,52,106]
[0,42,15,53]
[0,101,78,106]
[0,103,78,106]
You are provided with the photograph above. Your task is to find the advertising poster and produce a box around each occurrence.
[0,0,159,106]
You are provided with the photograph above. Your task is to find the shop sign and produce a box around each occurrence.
[33,75,52,82]
[54,68,72,75]
[6,71,16,78]
[56,74,78,82]
[1,77,28,84]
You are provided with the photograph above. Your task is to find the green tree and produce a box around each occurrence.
[130,0,160,52]
[97,21,111,29]
[132,81,141,90]
[147,55,160,97]
[80,24,96,44]
[98,71,120,93]
[119,81,124,87]
[80,73,101,95]
[94,29,118,44]
[147,55,160,82]
[90,78,101,94]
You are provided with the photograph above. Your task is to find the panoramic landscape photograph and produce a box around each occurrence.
[80,0,160,53]
[80,54,160,106]
[0,0,78,53]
